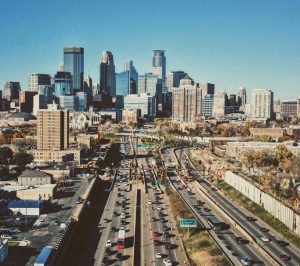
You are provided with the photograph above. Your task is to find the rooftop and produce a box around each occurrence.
[18,169,51,179]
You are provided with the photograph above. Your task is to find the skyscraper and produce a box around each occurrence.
[28,73,51,92]
[4,81,21,101]
[200,83,215,97]
[251,89,274,122]
[167,71,187,91]
[212,92,227,118]
[237,86,247,106]
[124,60,138,94]
[36,103,69,151]
[63,47,84,92]
[172,75,202,123]
[152,50,166,88]
[99,51,116,96]
[54,71,72,97]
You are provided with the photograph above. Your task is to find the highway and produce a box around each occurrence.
[162,148,274,266]
[173,148,300,265]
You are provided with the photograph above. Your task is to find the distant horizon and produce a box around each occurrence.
[1,0,300,100]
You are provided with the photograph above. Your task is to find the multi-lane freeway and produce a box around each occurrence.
[166,147,300,266]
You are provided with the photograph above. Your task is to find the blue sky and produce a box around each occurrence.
[0,0,300,99]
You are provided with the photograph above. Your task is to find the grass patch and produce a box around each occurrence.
[216,180,300,249]
[165,181,230,266]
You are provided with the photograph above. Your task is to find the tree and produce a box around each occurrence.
[0,147,13,165]
[275,144,293,172]
[15,152,34,169]
[259,135,272,142]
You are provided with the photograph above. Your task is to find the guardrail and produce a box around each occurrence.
[183,149,282,266]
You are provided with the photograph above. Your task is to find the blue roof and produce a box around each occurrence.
[8,200,40,209]
[35,246,53,264]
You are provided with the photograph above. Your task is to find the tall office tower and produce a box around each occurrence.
[92,84,100,96]
[152,50,166,88]
[99,51,116,96]
[124,60,138,94]
[76,91,87,111]
[200,83,215,97]
[28,73,51,92]
[19,91,37,113]
[172,75,202,123]
[63,47,84,92]
[116,71,130,96]
[202,94,214,117]
[4,81,21,101]
[237,86,247,106]
[59,95,79,111]
[37,103,69,151]
[167,71,187,91]
[83,75,93,106]
[54,71,73,97]
[251,89,274,122]
[212,92,227,118]
[138,73,162,96]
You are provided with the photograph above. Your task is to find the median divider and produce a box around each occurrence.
[183,149,282,266]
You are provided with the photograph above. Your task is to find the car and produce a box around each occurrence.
[163,225,169,231]
[113,211,118,217]
[164,232,170,237]
[116,252,122,261]
[157,206,162,210]
[276,240,288,246]
[152,231,159,237]
[153,239,160,246]
[120,212,126,219]
[203,207,211,212]
[241,256,251,265]
[1,234,12,240]
[151,217,157,221]
[246,216,256,222]
[8,228,20,234]
[165,243,173,249]
[259,227,269,233]
[121,220,126,225]
[105,240,112,247]
[120,226,125,230]
[103,218,108,223]
[279,254,291,261]
[111,227,118,232]
[156,252,163,258]
[236,237,244,244]
[260,235,271,242]
[54,220,60,225]
[148,200,152,205]
[115,201,120,206]
[163,258,172,266]
[105,247,110,255]
[102,255,109,265]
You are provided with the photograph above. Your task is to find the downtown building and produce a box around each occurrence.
[124,93,156,118]
[63,47,84,92]
[251,89,274,122]
[167,71,187,92]
[3,81,21,101]
[99,51,116,96]
[28,73,51,92]
[172,75,202,123]
[151,50,166,88]
[31,103,80,163]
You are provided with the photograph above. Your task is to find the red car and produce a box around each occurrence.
[152,231,159,237]
[153,240,160,246]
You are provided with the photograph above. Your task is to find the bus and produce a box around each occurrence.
[116,229,126,249]
[207,216,230,231]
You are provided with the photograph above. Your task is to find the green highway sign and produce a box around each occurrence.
[137,144,153,147]
[180,219,197,228]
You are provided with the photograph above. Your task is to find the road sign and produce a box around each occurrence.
[180,219,197,228]
[137,144,153,148]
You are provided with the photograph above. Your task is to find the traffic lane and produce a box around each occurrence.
[183,151,300,266]
[179,187,268,265]
[168,174,271,266]
[209,189,300,266]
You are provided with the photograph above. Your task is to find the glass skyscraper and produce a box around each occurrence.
[152,50,166,88]
[63,47,84,92]
[99,51,116,96]
[116,71,130,96]
[124,60,138,94]
[54,71,73,97]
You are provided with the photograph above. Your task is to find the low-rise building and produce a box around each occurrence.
[30,149,81,164]
[8,200,41,216]
[250,127,300,139]
[122,109,141,124]
[18,170,52,186]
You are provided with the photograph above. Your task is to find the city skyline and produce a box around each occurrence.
[1,0,300,99]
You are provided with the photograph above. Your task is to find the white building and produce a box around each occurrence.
[172,75,202,123]
[251,89,274,122]
[212,92,226,118]
[28,73,51,92]
[124,93,156,117]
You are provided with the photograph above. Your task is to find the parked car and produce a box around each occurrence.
[105,240,112,247]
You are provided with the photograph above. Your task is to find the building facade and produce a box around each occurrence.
[212,92,227,118]
[99,51,116,96]
[251,89,274,122]
[28,73,51,92]
[172,76,202,123]
[4,81,20,101]
[124,93,156,117]
[63,47,84,92]
[200,83,215,97]
[166,71,187,91]
[54,71,73,97]
[152,50,166,88]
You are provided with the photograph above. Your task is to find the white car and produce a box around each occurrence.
[120,212,126,219]
[120,226,125,230]
[1,234,12,240]
[105,240,112,247]
[155,252,162,258]
[148,200,152,205]
[241,256,251,265]
[157,206,162,210]
[163,258,172,266]
[261,235,271,242]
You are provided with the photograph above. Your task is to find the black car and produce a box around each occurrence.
[105,247,110,254]
[163,225,169,231]
[102,255,109,265]
[116,252,122,261]
[111,227,118,232]
[121,220,126,225]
